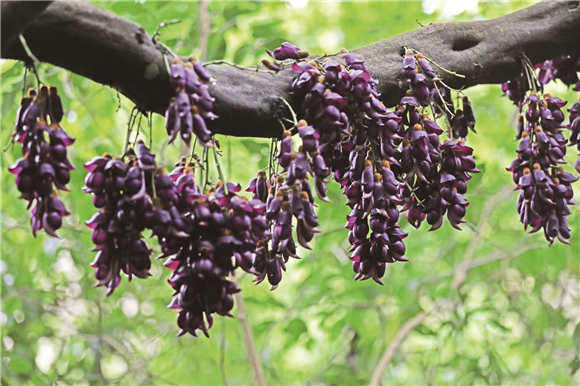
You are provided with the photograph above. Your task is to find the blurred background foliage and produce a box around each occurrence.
[1,1,579,385]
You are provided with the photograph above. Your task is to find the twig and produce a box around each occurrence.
[439,80,465,93]
[212,141,228,194]
[122,106,138,157]
[18,34,40,63]
[204,60,274,74]
[433,83,455,119]
[148,111,153,149]
[368,311,431,385]
[21,66,28,96]
[199,146,206,190]
[234,289,266,386]
[203,145,210,191]
[278,97,298,129]
[410,48,465,79]
[133,110,143,145]
[151,19,181,42]
[188,137,198,163]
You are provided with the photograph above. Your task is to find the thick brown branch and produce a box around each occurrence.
[0,1,54,56]
[2,1,579,138]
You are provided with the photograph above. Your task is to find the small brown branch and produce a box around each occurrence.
[368,311,431,385]
[234,291,266,386]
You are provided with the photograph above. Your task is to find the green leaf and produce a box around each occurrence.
[286,318,307,338]
[10,357,33,374]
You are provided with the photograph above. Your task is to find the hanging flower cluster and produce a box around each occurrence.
[247,123,325,288]
[534,55,580,91]
[568,101,580,173]
[506,93,578,244]
[83,145,155,295]
[158,165,269,337]
[9,86,75,237]
[165,58,216,146]
[501,56,579,244]
[256,43,482,285]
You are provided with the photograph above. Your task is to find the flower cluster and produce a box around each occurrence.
[430,86,476,139]
[165,58,216,146]
[501,77,531,109]
[502,55,579,111]
[535,55,580,91]
[83,148,155,295]
[259,42,483,284]
[9,86,75,237]
[398,64,480,232]
[507,93,578,244]
[402,49,438,106]
[159,171,269,337]
[247,124,325,288]
[568,101,580,173]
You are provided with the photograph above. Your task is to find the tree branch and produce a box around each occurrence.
[368,311,430,385]
[234,291,266,386]
[2,1,579,139]
[0,1,54,56]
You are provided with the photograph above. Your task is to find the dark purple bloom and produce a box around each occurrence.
[266,42,307,61]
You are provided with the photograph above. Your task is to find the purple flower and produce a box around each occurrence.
[266,42,307,61]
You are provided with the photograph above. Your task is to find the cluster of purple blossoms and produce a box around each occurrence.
[568,101,580,173]
[431,140,479,230]
[507,93,578,244]
[398,52,480,232]
[345,160,408,284]
[83,148,155,295]
[501,76,531,110]
[159,172,268,337]
[280,44,419,283]
[247,123,326,288]
[261,42,483,284]
[401,50,439,106]
[84,139,270,336]
[502,55,579,111]
[9,86,75,237]
[535,55,580,91]
[165,58,216,146]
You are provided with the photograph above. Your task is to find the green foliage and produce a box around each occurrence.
[1,1,578,385]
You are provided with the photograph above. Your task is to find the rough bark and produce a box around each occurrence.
[2,1,579,138]
[1,1,54,56]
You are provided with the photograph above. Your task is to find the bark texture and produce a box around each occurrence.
[1,1,54,56]
[2,1,579,138]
